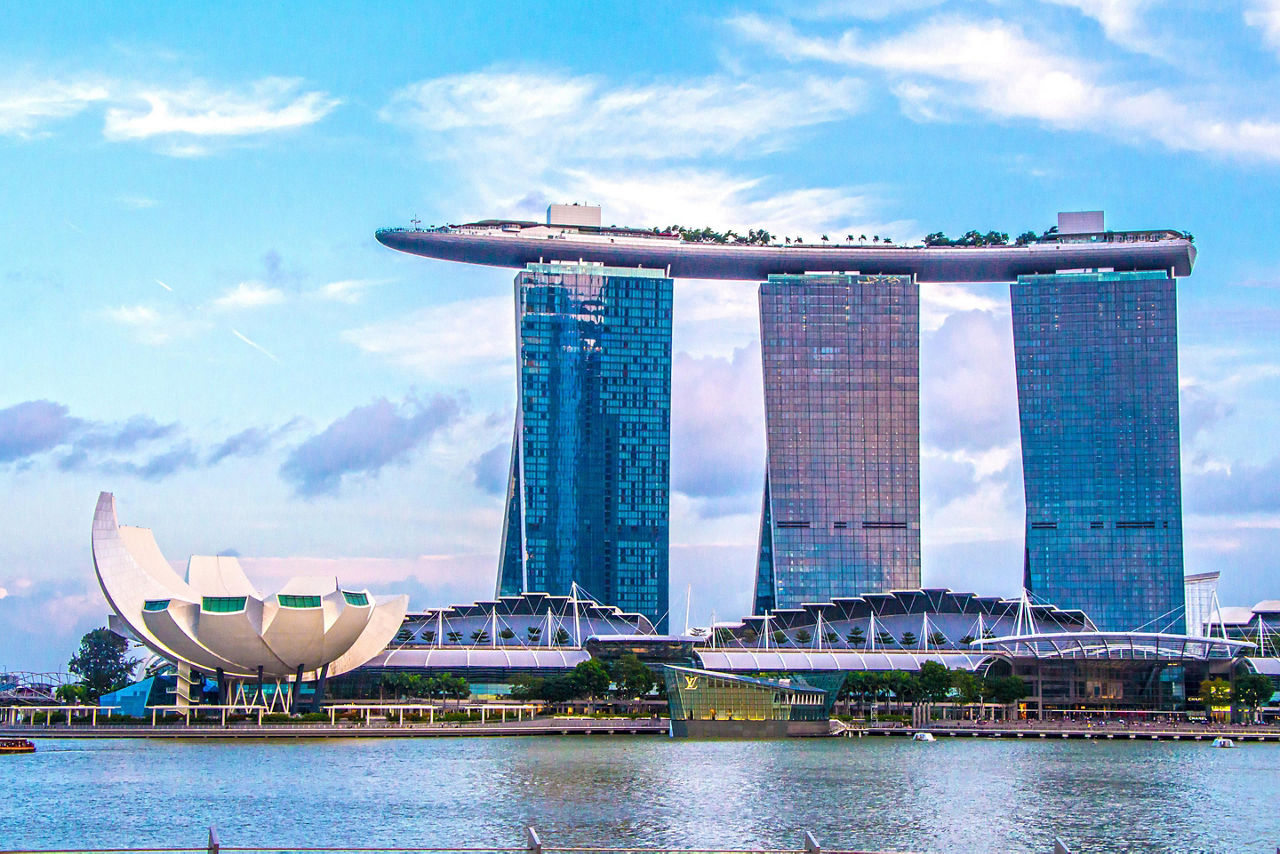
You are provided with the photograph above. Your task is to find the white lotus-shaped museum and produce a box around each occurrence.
[91,492,408,680]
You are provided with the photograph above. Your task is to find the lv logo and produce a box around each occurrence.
[683,676,700,690]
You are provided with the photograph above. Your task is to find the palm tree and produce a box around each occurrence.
[859,234,867,244]
[845,234,854,243]
[821,234,830,244]
[872,235,880,244]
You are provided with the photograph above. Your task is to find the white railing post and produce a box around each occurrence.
[803,831,821,854]
[526,825,542,854]
[207,825,220,854]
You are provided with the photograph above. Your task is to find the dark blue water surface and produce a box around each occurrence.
[2,736,1276,853]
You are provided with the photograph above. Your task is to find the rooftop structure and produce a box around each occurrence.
[91,492,408,682]
[376,211,1195,283]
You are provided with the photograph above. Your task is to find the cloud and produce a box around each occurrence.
[670,343,765,514]
[206,421,299,465]
[920,308,1019,452]
[1186,457,1280,515]
[383,69,863,165]
[1180,382,1236,442]
[379,67,905,239]
[212,281,285,311]
[1042,0,1166,56]
[470,442,510,497]
[731,13,1280,163]
[1245,0,1280,53]
[315,278,393,304]
[280,394,464,496]
[117,194,158,209]
[343,296,515,381]
[0,586,7,599]
[0,77,110,138]
[103,303,210,345]
[0,400,83,462]
[102,77,340,153]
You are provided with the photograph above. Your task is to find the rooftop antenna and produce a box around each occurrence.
[410,216,421,230]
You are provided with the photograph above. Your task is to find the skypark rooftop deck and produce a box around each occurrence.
[376,220,1196,283]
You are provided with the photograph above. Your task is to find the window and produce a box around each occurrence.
[342,591,369,606]
[278,594,322,609]
[143,599,170,612]
[202,596,246,613]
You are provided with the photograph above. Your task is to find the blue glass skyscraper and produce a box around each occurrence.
[1012,270,1185,632]
[498,263,672,631]
[754,273,921,614]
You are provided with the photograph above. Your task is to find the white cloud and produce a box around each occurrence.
[343,296,516,381]
[1246,0,1280,52]
[0,78,109,137]
[383,70,862,165]
[212,281,285,311]
[103,303,209,345]
[0,586,7,599]
[380,67,898,233]
[731,13,1280,163]
[103,77,340,151]
[1042,0,1165,56]
[315,278,393,304]
[117,194,158,209]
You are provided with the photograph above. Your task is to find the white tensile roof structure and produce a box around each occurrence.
[91,492,408,680]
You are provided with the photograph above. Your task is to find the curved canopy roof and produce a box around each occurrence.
[695,649,998,673]
[973,631,1249,661]
[365,647,591,670]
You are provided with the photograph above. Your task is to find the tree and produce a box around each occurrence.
[846,627,865,647]
[571,659,612,710]
[446,630,463,643]
[742,628,758,644]
[527,626,543,642]
[876,630,896,648]
[823,631,840,646]
[1232,673,1274,714]
[951,670,982,717]
[609,654,656,700]
[56,684,87,704]
[927,631,948,649]
[470,629,490,644]
[713,628,736,646]
[918,661,952,705]
[554,628,572,645]
[499,628,515,640]
[900,631,918,648]
[1199,678,1232,715]
[959,634,976,647]
[772,629,788,646]
[437,673,470,700]
[68,627,139,701]
[794,628,813,646]
[986,675,1029,706]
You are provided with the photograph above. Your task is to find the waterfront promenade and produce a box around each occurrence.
[0,715,669,739]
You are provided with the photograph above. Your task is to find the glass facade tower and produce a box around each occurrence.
[754,273,921,614]
[498,263,673,631]
[1012,271,1185,632]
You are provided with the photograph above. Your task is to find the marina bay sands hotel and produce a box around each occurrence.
[377,207,1195,635]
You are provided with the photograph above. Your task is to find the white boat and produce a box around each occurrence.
[1211,737,1235,748]
[912,732,936,742]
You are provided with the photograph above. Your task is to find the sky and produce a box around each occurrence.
[3,1,1280,672]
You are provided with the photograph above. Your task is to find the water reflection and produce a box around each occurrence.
[1,737,1275,853]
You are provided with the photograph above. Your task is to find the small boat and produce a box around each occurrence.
[0,739,35,755]
[912,732,936,742]
[1210,737,1235,749]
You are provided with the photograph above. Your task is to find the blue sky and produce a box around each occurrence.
[3,1,1280,671]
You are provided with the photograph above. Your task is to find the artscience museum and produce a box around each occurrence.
[91,492,408,709]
